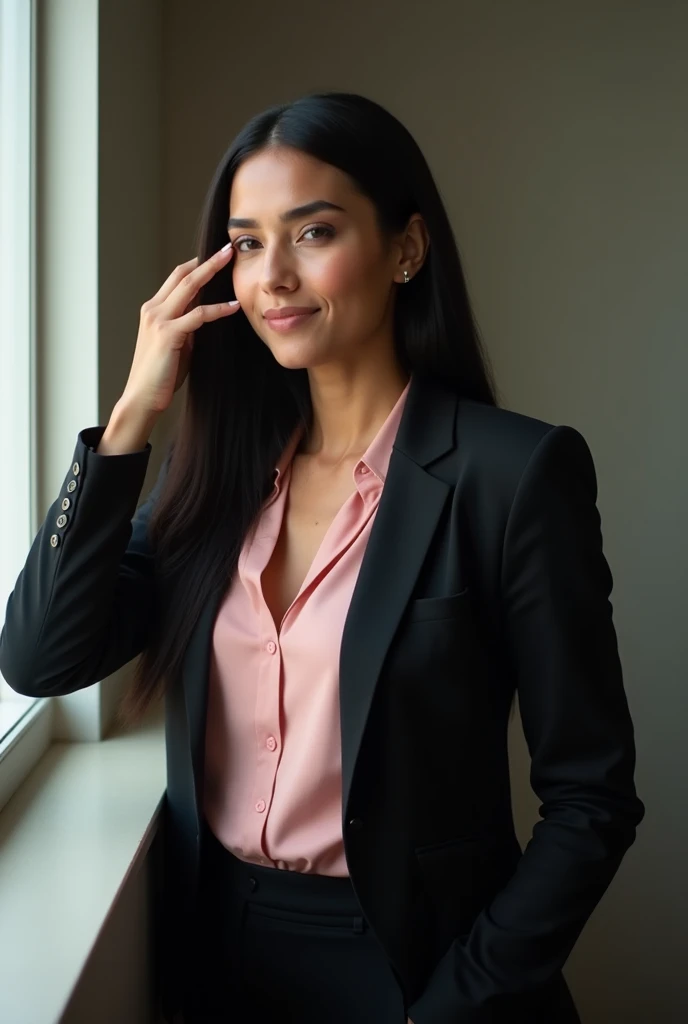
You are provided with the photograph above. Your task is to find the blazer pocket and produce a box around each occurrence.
[406,586,470,623]
[413,831,500,943]
[414,830,495,857]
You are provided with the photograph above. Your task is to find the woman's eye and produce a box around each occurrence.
[232,225,334,252]
[302,225,334,241]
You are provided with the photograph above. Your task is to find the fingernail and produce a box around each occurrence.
[221,242,232,252]
[227,299,240,306]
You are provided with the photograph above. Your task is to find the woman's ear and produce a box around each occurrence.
[397,214,430,281]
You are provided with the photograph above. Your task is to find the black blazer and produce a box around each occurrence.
[0,374,644,1024]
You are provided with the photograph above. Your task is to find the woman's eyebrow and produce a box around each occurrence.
[227,200,346,231]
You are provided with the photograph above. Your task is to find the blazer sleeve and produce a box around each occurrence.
[407,424,645,1024]
[0,425,172,697]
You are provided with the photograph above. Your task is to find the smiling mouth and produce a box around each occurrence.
[265,310,320,331]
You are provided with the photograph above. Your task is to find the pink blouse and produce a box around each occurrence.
[202,378,411,876]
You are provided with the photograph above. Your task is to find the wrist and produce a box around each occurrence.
[113,393,159,431]
[96,396,159,456]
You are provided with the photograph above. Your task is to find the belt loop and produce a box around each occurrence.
[353,915,365,934]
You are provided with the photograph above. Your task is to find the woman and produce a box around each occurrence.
[0,92,643,1023]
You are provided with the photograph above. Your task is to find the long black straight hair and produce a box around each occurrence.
[116,91,499,728]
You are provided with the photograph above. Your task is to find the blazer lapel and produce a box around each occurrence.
[182,374,459,817]
[339,374,457,815]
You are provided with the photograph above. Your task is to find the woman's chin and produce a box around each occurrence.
[266,341,326,371]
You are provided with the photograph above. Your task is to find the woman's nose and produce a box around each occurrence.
[260,244,298,290]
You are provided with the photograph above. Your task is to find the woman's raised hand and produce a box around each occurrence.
[120,243,240,416]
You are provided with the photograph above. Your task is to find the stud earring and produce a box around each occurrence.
[403,270,410,284]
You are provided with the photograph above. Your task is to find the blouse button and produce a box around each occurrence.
[266,641,277,654]
[266,736,277,751]
[255,800,266,813]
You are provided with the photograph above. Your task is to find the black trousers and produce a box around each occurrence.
[183,816,407,1023]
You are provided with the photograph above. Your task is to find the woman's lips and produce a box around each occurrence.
[265,310,319,333]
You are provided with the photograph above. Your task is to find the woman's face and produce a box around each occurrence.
[227,145,407,372]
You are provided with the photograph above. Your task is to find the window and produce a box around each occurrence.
[0,0,39,746]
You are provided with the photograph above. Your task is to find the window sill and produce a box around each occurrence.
[0,700,166,1023]
[0,696,40,747]
[0,697,54,817]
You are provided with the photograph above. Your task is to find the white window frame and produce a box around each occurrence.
[0,0,52,808]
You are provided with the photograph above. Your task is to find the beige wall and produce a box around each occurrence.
[156,0,686,1019]
[96,0,165,730]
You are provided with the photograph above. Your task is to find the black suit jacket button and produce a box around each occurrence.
[50,534,59,548]
[348,817,364,831]
[61,497,71,511]
[248,877,258,891]
[67,479,77,493]
[72,461,80,476]
[56,514,68,528]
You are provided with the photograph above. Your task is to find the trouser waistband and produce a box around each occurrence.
[199,817,363,919]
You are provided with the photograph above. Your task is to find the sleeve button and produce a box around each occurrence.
[67,480,77,493]
[50,534,60,547]
[72,462,80,476]
[56,514,68,528]
[61,497,71,510]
